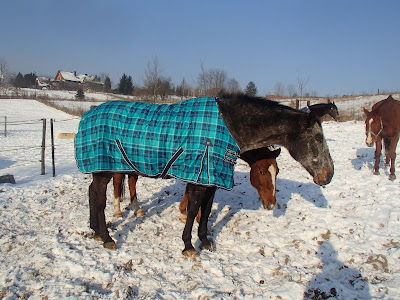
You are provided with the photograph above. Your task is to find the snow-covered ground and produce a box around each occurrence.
[0,98,399,299]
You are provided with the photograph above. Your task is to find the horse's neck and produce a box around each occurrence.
[217,96,308,152]
[309,105,327,118]
[234,111,305,152]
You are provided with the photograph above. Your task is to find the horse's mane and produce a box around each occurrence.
[308,103,336,109]
[372,95,398,113]
[218,93,301,113]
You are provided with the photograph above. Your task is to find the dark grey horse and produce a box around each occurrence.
[84,94,334,258]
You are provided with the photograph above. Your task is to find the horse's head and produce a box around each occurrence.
[249,158,279,210]
[241,147,281,210]
[288,113,334,186]
[363,107,383,147]
[329,102,340,121]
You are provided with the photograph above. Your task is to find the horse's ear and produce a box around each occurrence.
[272,147,281,158]
[363,107,370,116]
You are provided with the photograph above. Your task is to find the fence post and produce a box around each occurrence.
[41,119,46,175]
[51,119,55,177]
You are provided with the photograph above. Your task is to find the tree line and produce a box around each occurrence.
[0,56,260,100]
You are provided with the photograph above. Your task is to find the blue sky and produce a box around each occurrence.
[1,0,399,97]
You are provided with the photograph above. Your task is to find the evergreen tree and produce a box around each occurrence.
[126,75,134,95]
[104,76,111,93]
[245,81,257,97]
[75,88,85,99]
[14,72,24,88]
[118,73,134,95]
[23,73,36,87]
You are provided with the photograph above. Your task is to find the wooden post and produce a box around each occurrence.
[41,118,46,175]
[296,99,300,109]
[51,119,55,177]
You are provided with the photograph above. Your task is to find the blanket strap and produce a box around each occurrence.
[116,139,184,178]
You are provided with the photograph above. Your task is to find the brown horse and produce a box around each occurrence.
[363,95,400,180]
[112,147,281,223]
[179,146,281,222]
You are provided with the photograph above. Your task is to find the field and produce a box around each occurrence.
[0,95,399,299]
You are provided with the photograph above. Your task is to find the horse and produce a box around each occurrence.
[112,146,281,223]
[302,101,340,121]
[363,95,400,180]
[75,94,334,258]
[178,146,281,223]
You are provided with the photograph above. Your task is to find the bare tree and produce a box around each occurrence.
[0,57,8,85]
[286,84,297,97]
[297,71,310,97]
[158,77,172,101]
[197,61,228,96]
[144,56,163,102]
[197,60,209,95]
[226,78,241,94]
[177,78,192,99]
[274,82,285,96]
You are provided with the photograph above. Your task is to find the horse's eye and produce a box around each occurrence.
[260,171,265,175]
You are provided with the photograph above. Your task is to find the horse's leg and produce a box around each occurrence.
[179,185,189,223]
[383,137,391,167]
[179,184,202,224]
[198,186,216,252]
[112,173,124,218]
[90,172,116,249]
[128,174,144,217]
[387,134,398,181]
[182,184,216,257]
[373,137,382,175]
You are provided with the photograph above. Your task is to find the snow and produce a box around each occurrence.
[0,97,399,299]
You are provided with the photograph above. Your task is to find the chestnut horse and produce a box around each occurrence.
[363,95,400,180]
[78,95,334,257]
[112,146,281,223]
[181,146,281,223]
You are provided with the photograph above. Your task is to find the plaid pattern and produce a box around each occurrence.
[75,97,240,190]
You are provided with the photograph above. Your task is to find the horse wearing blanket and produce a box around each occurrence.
[76,95,334,258]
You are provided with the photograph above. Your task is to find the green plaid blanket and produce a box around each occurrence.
[75,97,240,190]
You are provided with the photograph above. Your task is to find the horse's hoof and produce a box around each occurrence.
[200,239,214,252]
[374,171,380,175]
[182,248,199,258]
[113,212,123,218]
[94,235,103,241]
[136,210,145,217]
[389,174,396,181]
[104,241,117,250]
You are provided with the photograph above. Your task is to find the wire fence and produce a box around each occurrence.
[0,117,79,177]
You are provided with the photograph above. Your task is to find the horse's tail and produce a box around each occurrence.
[120,175,126,201]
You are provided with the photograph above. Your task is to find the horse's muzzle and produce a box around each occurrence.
[366,140,374,147]
[313,169,334,186]
[261,198,276,210]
